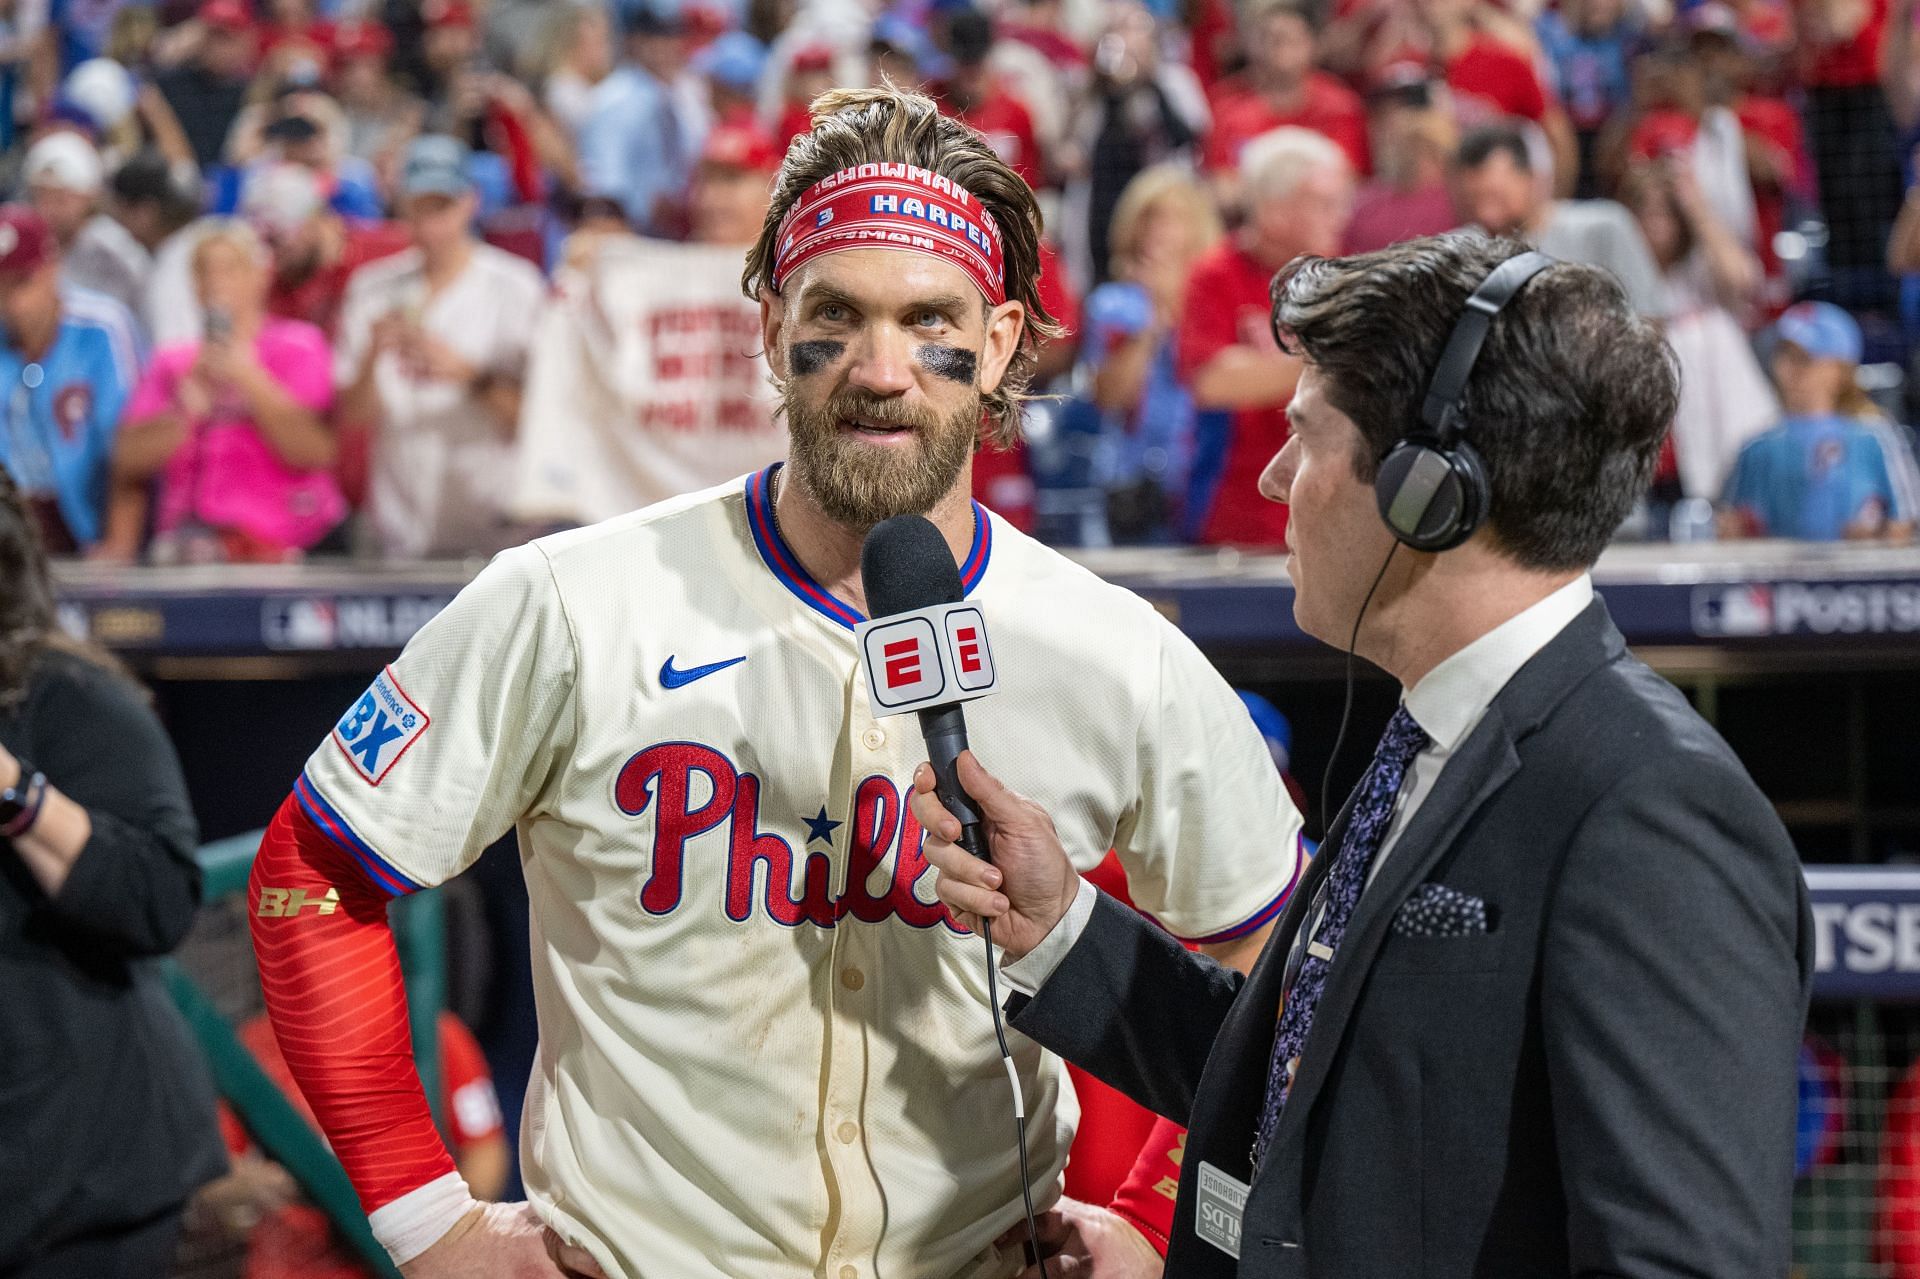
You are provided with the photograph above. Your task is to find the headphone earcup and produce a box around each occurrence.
[1374,435,1489,552]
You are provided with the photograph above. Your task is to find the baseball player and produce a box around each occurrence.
[249,85,1305,1279]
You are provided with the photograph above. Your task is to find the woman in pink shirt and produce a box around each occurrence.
[100,220,344,563]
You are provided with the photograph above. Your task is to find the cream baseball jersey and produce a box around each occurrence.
[300,465,1305,1279]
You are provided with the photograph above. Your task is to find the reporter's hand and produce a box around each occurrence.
[908,751,1081,960]
[399,1201,608,1279]
[999,1198,1165,1279]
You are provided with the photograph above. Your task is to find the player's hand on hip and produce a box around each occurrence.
[999,1198,1165,1279]
[399,1201,610,1279]
[910,751,1081,962]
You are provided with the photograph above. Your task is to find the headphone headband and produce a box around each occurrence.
[1417,250,1555,443]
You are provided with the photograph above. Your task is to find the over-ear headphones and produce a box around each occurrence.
[1374,250,1555,553]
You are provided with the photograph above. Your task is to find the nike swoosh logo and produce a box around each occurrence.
[660,654,747,689]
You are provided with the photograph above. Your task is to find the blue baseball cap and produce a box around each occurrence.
[694,31,767,91]
[399,134,474,199]
[871,13,951,78]
[1775,301,1862,364]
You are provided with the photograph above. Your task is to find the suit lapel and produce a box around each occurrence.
[1263,714,1521,1148]
[1262,599,1625,1148]
[1179,803,1352,1180]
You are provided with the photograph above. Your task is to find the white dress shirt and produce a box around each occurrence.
[1004,575,1597,993]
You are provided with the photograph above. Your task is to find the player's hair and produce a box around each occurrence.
[0,469,135,706]
[742,84,1061,448]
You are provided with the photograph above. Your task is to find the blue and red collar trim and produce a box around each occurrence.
[744,464,992,630]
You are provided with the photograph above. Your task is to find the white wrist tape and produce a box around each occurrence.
[369,1171,480,1266]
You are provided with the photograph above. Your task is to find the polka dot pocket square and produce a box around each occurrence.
[1390,883,1493,938]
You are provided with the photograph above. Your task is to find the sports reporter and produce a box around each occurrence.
[913,234,1812,1277]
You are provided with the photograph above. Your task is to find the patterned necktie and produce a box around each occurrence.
[1252,705,1430,1170]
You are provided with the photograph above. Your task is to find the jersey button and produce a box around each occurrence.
[839,1266,858,1279]
[836,1121,859,1144]
[841,967,865,991]
[861,728,886,750]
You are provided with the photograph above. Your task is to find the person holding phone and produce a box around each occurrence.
[102,218,343,563]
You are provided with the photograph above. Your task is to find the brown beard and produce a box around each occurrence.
[783,384,980,528]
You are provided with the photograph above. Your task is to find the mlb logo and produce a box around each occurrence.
[332,668,430,785]
[263,597,338,650]
[1691,584,1774,638]
[863,617,947,710]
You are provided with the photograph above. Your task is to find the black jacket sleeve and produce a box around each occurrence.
[26,662,202,957]
[1008,889,1246,1125]
[1541,751,1812,1279]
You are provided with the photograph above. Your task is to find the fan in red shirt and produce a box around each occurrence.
[973,238,1081,530]
[204,1010,509,1279]
[939,9,1047,189]
[998,0,1089,72]
[1358,0,1578,188]
[774,44,839,151]
[1179,126,1353,547]
[242,163,411,340]
[1344,69,1461,253]
[1802,0,1888,86]
[1879,1049,1920,1276]
[1688,10,1807,292]
[1205,0,1371,180]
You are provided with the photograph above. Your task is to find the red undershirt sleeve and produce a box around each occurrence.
[1109,1114,1186,1258]
[249,792,458,1215]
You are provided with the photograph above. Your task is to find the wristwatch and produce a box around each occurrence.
[0,759,46,837]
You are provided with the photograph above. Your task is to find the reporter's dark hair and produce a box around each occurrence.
[1271,232,1679,571]
[1454,123,1532,174]
[0,470,138,706]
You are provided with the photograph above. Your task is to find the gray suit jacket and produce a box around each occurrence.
[1010,600,1812,1277]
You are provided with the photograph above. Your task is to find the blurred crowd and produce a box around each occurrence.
[0,0,1919,561]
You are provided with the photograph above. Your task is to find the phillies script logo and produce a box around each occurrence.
[615,743,957,931]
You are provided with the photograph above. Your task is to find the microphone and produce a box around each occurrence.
[860,514,995,861]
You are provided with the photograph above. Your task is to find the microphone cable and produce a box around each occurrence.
[981,916,1051,1279]
[1319,544,1400,836]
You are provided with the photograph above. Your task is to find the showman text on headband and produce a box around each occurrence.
[771,164,1008,306]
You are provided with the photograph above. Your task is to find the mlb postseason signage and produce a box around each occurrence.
[44,542,1920,658]
[50,562,462,656]
[856,601,998,716]
[1688,580,1920,640]
[1806,867,1920,1000]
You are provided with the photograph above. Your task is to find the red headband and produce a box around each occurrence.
[771,163,1007,306]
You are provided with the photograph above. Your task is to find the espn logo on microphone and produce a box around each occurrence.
[857,602,998,716]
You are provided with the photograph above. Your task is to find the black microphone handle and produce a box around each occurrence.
[918,704,989,861]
